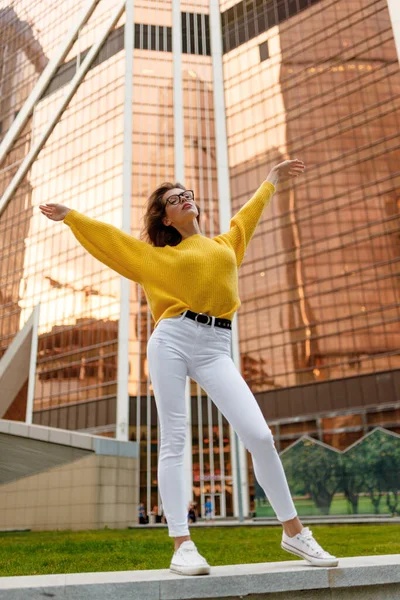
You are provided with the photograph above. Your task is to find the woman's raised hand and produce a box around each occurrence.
[39,203,71,222]
[274,159,305,181]
[265,159,305,187]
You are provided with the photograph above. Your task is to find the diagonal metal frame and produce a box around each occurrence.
[0,0,101,167]
[0,303,40,422]
[0,0,126,217]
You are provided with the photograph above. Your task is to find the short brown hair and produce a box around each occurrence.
[141,182,201,247]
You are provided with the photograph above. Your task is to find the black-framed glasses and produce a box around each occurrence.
[165,190,194,206]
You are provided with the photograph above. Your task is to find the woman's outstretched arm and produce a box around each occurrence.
[39,203,153,284]
[214,159,305,267]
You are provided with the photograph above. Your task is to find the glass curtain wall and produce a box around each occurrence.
[1,0,399,519]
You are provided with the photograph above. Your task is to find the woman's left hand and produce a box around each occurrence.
[266,159,305,185]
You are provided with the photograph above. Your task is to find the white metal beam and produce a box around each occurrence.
[0,0,126,218]
[209,0,249,520]
[0,304,40,421]
[26,304,41,424]
[116,0,134,442]
[173,0,185,184]
[172,0,193,507]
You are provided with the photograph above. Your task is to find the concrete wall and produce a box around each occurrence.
[0,453,138,531]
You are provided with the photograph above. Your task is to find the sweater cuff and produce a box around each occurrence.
[63,209,77,225]
[261,180,276,195]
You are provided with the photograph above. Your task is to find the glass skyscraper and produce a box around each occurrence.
[1,0,399,520]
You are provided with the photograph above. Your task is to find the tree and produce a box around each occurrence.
[339,450,366,514]
[281,438,341,514]
[353,429,399,515]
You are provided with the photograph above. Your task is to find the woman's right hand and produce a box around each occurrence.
[39,203,71,221]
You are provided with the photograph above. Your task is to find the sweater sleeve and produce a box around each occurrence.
[213,181,276,267]
[63,209,154,284]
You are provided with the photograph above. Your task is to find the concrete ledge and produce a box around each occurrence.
[0,419,139,458]
[0,419,138,458]
[0,555,399,600]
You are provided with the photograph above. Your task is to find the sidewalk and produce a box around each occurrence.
[127,514,400,531]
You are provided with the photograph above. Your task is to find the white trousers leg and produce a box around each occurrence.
[147,314,297,537]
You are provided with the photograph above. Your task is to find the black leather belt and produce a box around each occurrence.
[181,310,232,330]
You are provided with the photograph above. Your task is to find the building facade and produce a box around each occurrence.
[1,0,399,520]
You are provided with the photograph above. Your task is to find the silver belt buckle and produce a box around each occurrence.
[194,312,211,325]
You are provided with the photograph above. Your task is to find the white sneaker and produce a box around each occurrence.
[170,540,211,576]
[281,526,339,567]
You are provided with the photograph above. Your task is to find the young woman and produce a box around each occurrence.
[39,158,339,576]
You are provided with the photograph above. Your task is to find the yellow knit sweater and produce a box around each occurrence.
[63,180,275,326]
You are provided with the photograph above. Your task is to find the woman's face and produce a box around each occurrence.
[162,187,199,228]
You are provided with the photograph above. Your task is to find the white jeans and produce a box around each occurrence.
[147,312,298,537]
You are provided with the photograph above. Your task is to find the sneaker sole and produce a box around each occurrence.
[281,541,339,567]
[170,564,211,576]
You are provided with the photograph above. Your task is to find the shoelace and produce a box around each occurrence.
[298,528,330,557]
[176,542,198,555]
[176,542,208,565]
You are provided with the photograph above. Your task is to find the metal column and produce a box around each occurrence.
[209,0,249,519]
[116,0,135,441]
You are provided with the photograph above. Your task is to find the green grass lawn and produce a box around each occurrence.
[256,496,394,517]
[0,524,398,577]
